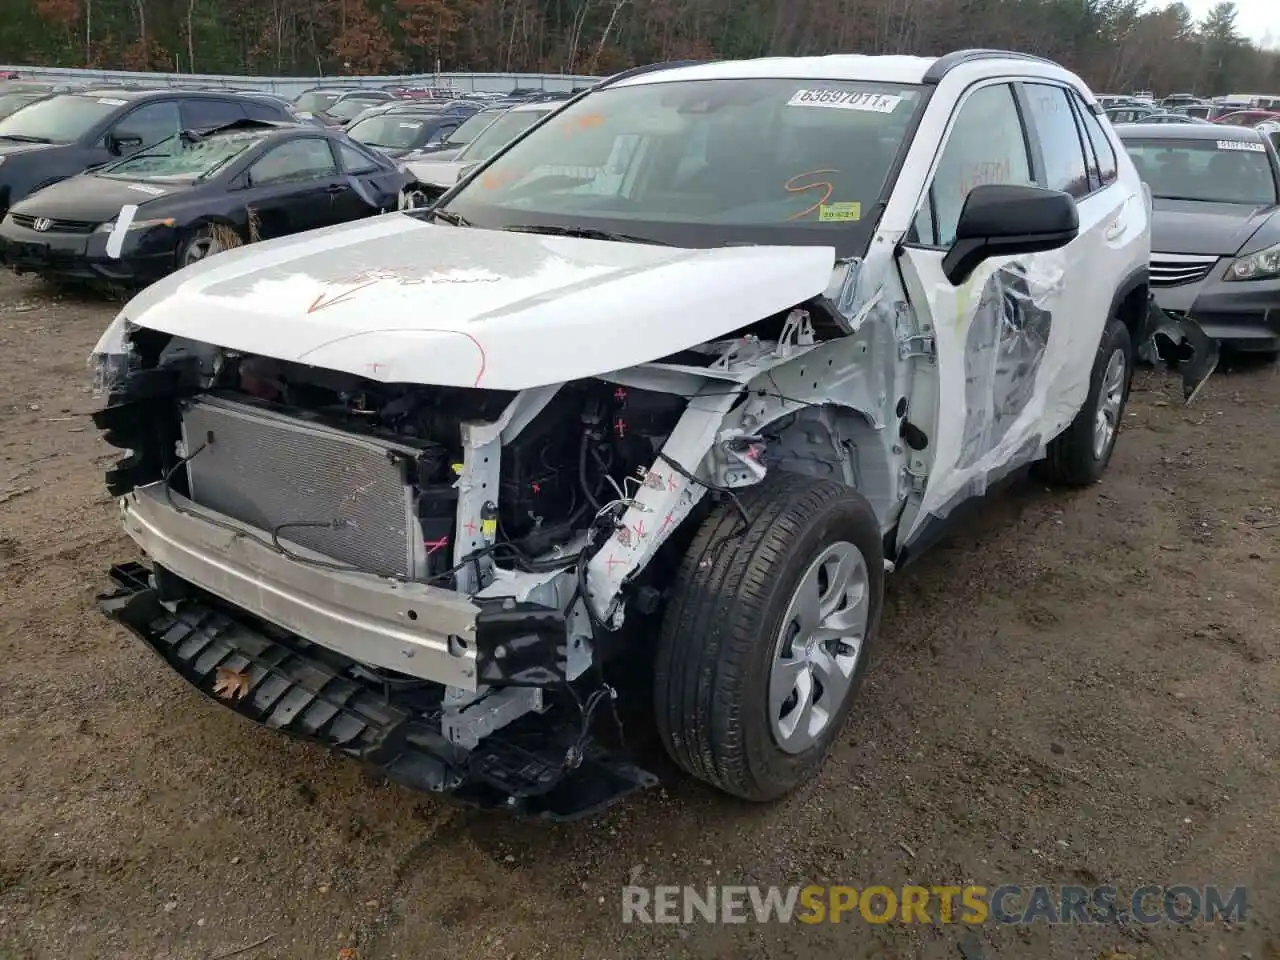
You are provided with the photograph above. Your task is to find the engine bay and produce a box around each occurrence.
[155,349,691,589]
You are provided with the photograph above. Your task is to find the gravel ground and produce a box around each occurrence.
[0,269,1276,960]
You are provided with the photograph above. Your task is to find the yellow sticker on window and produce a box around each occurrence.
[818,202,861,221]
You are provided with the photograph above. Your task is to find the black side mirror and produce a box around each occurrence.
[941,184,1079,286]
[106,131,143,155]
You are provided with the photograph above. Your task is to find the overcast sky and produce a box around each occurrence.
[1178,0,1276,49]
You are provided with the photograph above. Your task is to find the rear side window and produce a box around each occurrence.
[1072,95,1118,188]
[1022,83,1090,198]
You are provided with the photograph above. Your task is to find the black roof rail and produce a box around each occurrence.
[593,59,711,90]
[923,49,1060,84]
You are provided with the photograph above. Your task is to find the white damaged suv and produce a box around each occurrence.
[91,51,1210,819]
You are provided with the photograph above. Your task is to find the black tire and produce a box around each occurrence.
[653,472,885,801]
[1036,317,1133,486]
[176,225,231,270]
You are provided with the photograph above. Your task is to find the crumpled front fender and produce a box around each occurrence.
[1139,297,1219,403]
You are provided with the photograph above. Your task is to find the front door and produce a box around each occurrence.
[242,137,343,238]
[893,79,1133,552]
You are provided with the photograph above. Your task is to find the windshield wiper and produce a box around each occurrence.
[429,208,471,226]
[0,134,52,144]
[502,224,669,245]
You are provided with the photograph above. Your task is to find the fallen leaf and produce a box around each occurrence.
[338,949,359,960]
[213,667,251,701]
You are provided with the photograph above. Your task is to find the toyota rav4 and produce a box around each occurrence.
[90,51,1211,820]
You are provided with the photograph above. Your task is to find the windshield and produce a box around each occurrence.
[1122,137,1279,205]
[437,78,925,252]
[0,93,121,143]
[294,91,346,113]
[443,110,500,147]
[456,108,552,163]
[348,115,430,149]
[97,130,267,181]
[329,97,385,121]
[0,92,44,120]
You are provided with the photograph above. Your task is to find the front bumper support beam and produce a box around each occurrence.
[101,563,657,820]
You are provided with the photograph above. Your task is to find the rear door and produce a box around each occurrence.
[893,79,1131,551]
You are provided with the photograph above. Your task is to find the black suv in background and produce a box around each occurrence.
[0,89,296,214]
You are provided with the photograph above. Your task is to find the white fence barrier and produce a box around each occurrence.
[0,66,600,98]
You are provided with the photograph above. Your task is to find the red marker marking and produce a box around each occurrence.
[424,536,449,555]
[299,327,488,388]
[632,519,646,539]
[367,361,388,375]
[531,482,541,494]
[666,474,679,491]
[463,520,478,536]
[660,510,676,534]
[614,387,628,401]
[614,418,627,437]
[605,554,625,572]
[306,279,380,314]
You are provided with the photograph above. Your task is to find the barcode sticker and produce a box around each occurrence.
[1217,139,1264,152]
[787,90,901,113]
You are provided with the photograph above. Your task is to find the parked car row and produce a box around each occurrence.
[1099,91,1280,124]
[0,86,414,287]
[399,101,559,205]
[288,83,574,129]
[0,79,579,292]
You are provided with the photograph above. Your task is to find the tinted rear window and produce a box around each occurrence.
[1122,137,1278,205]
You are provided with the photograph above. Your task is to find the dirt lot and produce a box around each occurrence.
[0,268,1276,960]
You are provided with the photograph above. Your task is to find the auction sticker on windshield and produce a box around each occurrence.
[787,90,901,112]
[1217,140,1265,152]
[819,202,861,221]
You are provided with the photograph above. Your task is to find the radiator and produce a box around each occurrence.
[180,396,428,579]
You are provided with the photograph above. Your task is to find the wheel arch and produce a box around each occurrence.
[756,402,898,531]
[1111,266,1150,362]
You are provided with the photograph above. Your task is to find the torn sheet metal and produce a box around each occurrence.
[1141,300,1218,402]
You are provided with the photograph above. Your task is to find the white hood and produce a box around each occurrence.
[119,213,837,390]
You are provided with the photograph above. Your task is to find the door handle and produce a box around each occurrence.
[1104,195,1134,241]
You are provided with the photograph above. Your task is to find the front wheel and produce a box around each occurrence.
[1037,316,1134,486]
[653,473,885,801]
[177,225,234,269]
